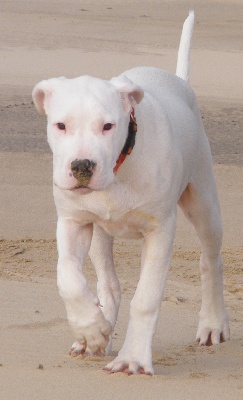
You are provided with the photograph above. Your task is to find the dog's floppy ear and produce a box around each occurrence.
[110,75,144,113]
[32,77,65,115]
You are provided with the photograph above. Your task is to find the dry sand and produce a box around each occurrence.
[0,1,242,399]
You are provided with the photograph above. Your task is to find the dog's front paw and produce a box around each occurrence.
[69,339,109,357]
[68,307,112,356]
[104,351,154,375]
[69,341,86,356]
[196,311,230,346]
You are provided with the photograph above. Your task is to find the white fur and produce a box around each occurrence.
[176,10,194,82]
[32,12,229,375]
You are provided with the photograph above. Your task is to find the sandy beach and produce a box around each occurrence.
[0,1,242,399]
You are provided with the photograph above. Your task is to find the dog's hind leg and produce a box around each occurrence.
[178,170,230,346]
[89,225,121,354]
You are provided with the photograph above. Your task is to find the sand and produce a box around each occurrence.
[0,1,242,399]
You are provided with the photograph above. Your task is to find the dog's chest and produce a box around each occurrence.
[77,193,157,238]
[58,184,158,239]
[96,209,157,239]
[80,189,158,239]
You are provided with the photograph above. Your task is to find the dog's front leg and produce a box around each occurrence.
[105,212,177,375]
[56,218,112,356]
[89,225,121,354]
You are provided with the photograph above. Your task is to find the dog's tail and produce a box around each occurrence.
[176,10,195,82]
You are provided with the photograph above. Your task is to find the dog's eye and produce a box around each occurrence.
[57,123,66,130]
[103,123,113,131]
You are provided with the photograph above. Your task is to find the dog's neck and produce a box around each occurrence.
[113,108,137,174]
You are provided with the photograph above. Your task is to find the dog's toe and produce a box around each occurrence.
[104,359,154,375]
[197,326,230,346]
[69,341,86,356]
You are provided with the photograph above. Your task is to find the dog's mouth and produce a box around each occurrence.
[74,184,89,189]
[70,185,93,195]
[53,182,92,193]
[72,185,93,194]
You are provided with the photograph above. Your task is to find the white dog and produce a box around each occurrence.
[32,11,229,375]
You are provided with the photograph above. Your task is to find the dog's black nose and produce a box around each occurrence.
[71,159,96,179]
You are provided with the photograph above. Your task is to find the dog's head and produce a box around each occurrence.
[32,75,143,194]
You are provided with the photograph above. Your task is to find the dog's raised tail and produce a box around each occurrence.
[176,11,195,82]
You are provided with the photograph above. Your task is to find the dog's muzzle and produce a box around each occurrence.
[71,159,96,188]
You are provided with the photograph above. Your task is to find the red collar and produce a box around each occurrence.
[113,108,137,174]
